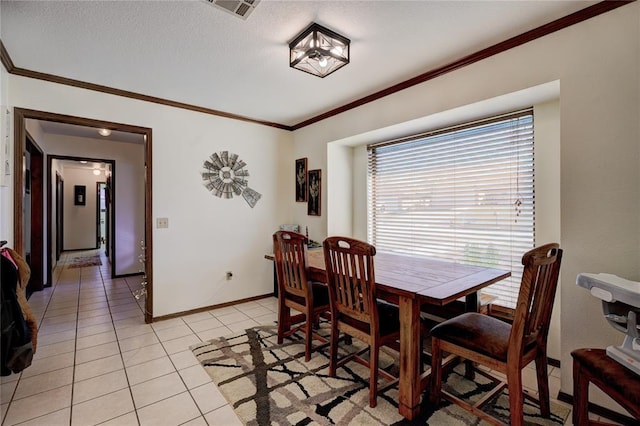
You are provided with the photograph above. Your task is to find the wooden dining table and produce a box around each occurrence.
[304,248,510,420]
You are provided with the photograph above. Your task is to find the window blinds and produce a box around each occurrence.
[367,109,534,308]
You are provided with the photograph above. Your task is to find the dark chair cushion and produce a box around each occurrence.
[311,282,330,307]
[285,281,329,308]
[376,299,400,337]
[430,312,512,362]
[339,299,400,338]
[572,348,640,412]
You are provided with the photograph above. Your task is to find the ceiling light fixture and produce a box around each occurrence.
[93,169,101,176]
[289,23,350,78]
[98,128,111,137]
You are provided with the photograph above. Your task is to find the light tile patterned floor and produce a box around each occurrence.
[0,249,268,425]
[1,249,591,425]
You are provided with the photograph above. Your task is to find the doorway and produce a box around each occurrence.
[96,181,107,250]
[12,108,154,323]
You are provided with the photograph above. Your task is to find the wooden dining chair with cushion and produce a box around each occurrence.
[429,243,563,426]
[273,231,330,362]
[323,236,401,408]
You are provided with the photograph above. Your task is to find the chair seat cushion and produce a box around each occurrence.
[341,299,400,337]
[311,282,330,307]
[285,281,330,309]
[430,312,513,362]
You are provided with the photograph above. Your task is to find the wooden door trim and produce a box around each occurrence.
[15,108,154,323]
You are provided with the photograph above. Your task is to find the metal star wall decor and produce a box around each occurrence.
[201,151,262,208]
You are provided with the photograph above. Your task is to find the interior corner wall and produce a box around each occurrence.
[7,74,293,317]
[291,2,639,413]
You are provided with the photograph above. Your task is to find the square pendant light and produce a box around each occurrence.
[289,23,350,78]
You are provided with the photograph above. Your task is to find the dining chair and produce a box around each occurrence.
[429,243,563,426]
[322,236,400,408]
[273,231,330,362]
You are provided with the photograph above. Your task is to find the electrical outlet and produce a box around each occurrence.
[156,218,169,228]
[226,271,233,280]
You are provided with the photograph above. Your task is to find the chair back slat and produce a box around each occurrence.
[273,231,310,299]
[323,237,377,324]
[509,243,563,357]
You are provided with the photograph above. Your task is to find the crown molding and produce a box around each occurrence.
[1,1,634,132]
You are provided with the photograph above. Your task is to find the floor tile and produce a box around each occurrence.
[126,356,176,386]
[227,318,260,332]
[151,318,186,331]
[74,354,123,381]
[72,369,129,405]
[169,350,200,371]
[181,311,215,324]
[162,335,202,355]
[31,339,76,360]
[213,311,250,325]
[75,321,115,338]
[3,384,71,425]
[20,352,75,378]
[115,323,153,340]
[131,372,186,409]
[122,343,168,367]
[178,364,211,389]
[17,407,71,426]
[71,388,134,426]
[203,404,243,426]
[190,382,227,414]
[75,340,120,364]
[196,326,232,342]
[0,381,18,404]
[75,329,117,350]
[13,366,73,400]
[187,317,224,333]
[99,411,139,425]
[181,416,208,426]
[136,391,201,426]
[155,324,195,342]
[118,331,160,352]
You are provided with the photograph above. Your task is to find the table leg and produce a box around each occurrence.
[464,292,480,379]
[398,295,421,420]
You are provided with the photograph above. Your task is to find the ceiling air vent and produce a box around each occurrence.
[204,0,260,20]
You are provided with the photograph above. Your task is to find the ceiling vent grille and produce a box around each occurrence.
[204,0,260,20]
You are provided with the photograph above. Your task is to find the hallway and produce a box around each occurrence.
[1,249,276,425]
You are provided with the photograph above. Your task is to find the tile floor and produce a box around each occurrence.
[1,249,270,425]
[1,248,608,425]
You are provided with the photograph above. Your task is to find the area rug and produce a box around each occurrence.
[68,255,102,268]
[191,325,570,425]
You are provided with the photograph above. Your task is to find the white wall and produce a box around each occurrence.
[61,167,99,249]
[5,76,293,317]
[291,3,639,412]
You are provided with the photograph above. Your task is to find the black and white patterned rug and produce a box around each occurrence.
[191,325,570,425]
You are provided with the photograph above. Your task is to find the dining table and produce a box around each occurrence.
[303,248,511,420]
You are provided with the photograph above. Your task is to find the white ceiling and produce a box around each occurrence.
[2,0,598,128]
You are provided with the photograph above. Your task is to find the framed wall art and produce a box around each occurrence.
[74,185,86,206]
[307,169,321,216]
[295,157,307,202]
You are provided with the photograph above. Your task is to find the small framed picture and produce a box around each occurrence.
[74,185,86,206]
[307,169,321,216]
[295,158,307,202]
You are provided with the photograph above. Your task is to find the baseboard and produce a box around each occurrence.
[152,293,274,323]
[557,391,636,426]
[548,357,560,368]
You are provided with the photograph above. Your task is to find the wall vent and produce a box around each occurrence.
[204,0,260,20]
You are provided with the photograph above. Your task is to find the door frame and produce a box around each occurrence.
[24,132,44,292]
[13,108,154,323]
[96,181,106,249]
[49,155,116,275]
[55,171,63,261]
